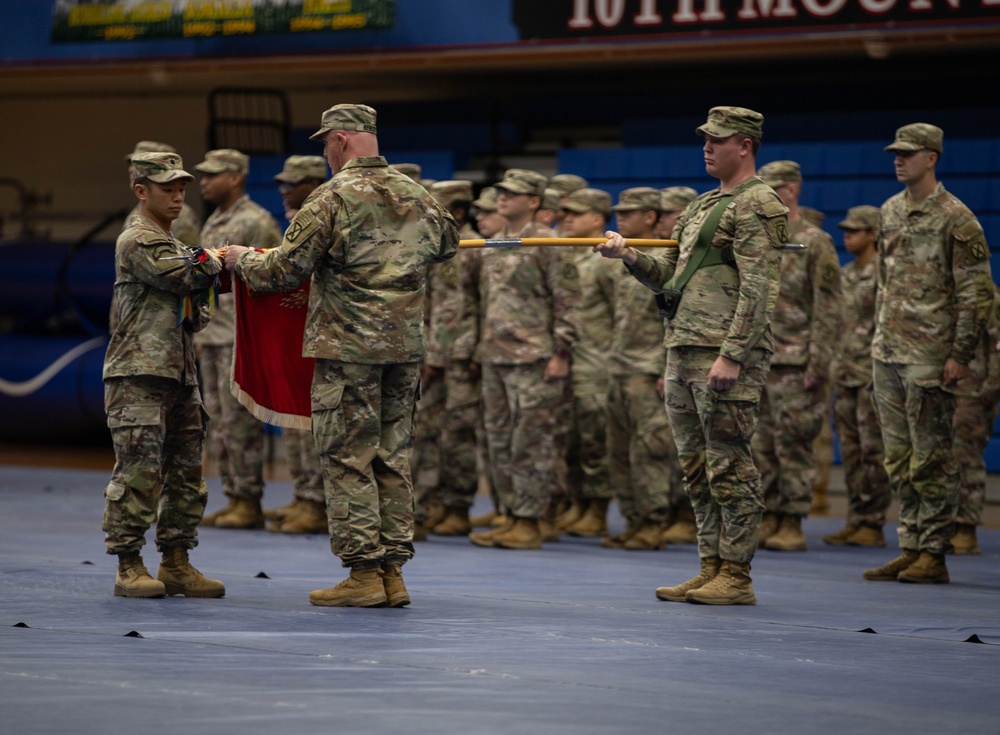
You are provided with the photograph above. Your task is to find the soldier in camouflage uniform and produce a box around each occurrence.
[547,174,589,237]
[103,152,224,599]
[824,206,892,548]
[598,107,786,605]
[865,123,993,585]
[948,283,1000,555]
[657,186,698,240]
[535,188,561,230]
[267,155,329,535]
[465,168,581,550]
[601,187,682,550]
[226,104,458,607]
[195,149,283,531]
[752,160,842,552]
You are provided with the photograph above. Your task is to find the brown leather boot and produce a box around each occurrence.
[757,512,779,548]
[661,506,698,545]
[822,523,859,546]
[863,549,919,581]
[469,516,514,547]
[566,498,610,538]
[845,524,886,548]
[897,551,949,584]
[309,568,387,607]
[948,524,980,555]
[655,557,722,602]
[379,564,411,607]
[624,521,666,550]
[156,547,225,597]
[115,553,166,598]
[214,497,265,530]
[493,517,543,550]
[200,497,238,527]
[432,507,472,536]
[764,515,807,552]
[685,560,756,605]
[274,499,327,534]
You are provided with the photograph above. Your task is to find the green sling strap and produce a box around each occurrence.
[664,193,735,292]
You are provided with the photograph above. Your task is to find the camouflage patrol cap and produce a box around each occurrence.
[496,169,547,197]
[697,106,764,140]
[473,186,499,211]
[838,205,881,231]
[195,149,249,175]
[430,180,474,208]
[539,188,561,211]
[885,123,943,154]
[799,206,826,227]
[612,187,662,212]
[562,188,612,215]
[131,152,194,184]
[547,174,589,196]
[393,163,422,180]
[660,186,698,212]
[309,103,378,140]
[274,155,327,184]
[125,140,177,161]
[758,160,802,188]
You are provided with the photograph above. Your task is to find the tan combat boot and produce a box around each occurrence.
[862,549,919,581]
[624,521,666,551]
[469,516,514,547]
[214,497,265,530]
[810,485,830,515]
[469,509,499,528]
[757,512,779,548]
[424,501,447,530]
[432,507,471,536]
[379,564,411,607]
[155,547,224,597]
[949,524,980,555]
[264,498,306,522]
[275,499,327,534]
[200,497,238,527]
[566,498,610,538]
[897,551,949,584]
[600,524,637,549]
[685,560,756,605]
[822,523,859,546]
[655,557,722,602]
[845,524,886,548]
[764,515,807,552]
[661,506,698,545]
[556,500,586,531]
[115,553,166,598]
[310,568,387,607]
[493,517,543,550]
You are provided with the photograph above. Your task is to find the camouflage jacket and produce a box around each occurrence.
[957,284,1000,398]
[426,221,477,368]
[236,156,459,364]
[874,183,993,366]
[832,257,878,388]
[195,193,282,346]
[459,221,581,366]
[569,248,615,388]
[770,218,842,371]
[104,213,219,386]
[627,177,786,362]
[609,252,666,377]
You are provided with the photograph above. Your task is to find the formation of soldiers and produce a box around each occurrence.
[101,104,995,607]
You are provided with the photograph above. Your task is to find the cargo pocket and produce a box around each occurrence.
[708,400,757,443]
[311,381,346,453]
[107,404,161,430]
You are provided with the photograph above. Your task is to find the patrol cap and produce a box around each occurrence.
[547,174,589,196]
[274,155,327,184]
[496,169,547,197]
[884,123,943,154]
[660,186,698,212]
[562,187,612,216]
[393,163,422,180]
[697,106,764,140]
[799,206,826,227]
[309,103,378,140]
[131,152,194,184]
[758,160,802,188]
[838,205,881,231]
[195,149,249,175]
[430,180,474,208]
[472,186,499,211]
[539,188,561,211]
[125,140,176,161]
[612,187,662,212]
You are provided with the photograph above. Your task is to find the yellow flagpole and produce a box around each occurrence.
[459,237,677,248]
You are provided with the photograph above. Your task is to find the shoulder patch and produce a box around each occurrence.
[284,206,323,247]
[953,217,988,263]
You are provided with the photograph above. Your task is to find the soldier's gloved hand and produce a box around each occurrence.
[224,244,250,272]
[594,231,637,265]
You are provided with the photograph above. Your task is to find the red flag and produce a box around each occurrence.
[231,275,314,430]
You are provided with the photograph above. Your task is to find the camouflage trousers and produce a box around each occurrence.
[311,359,419,569]
[665,346,769,565]
[411,372,446,522]
[607,373,680,526]
[437,361,484,511]
[833,382,891,527]
[953,394,997,527]
[284,427,324,504]
[753,365,827,518]
[551,380,576,505]
[102,376,208,556]
[482,360,564,519]
[872,361,959,554]
[198,343,265,501]
[568,375,612,501]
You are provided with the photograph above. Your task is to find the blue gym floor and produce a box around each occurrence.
[2,465,997,735]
